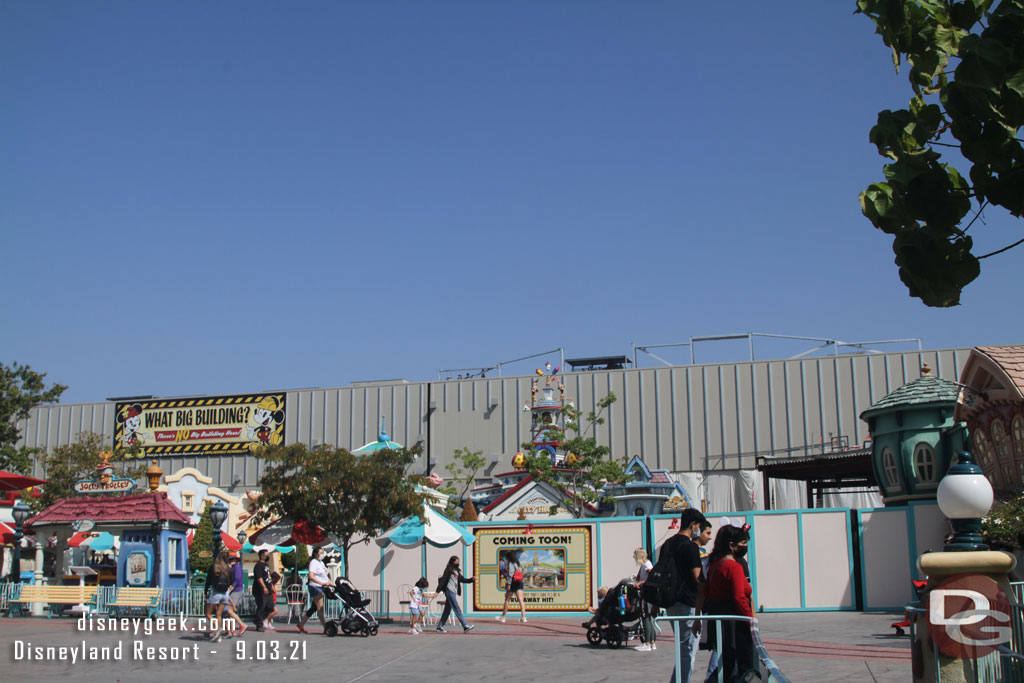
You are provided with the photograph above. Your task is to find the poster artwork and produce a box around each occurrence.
[114,393,286,457]
[474,527,591,612]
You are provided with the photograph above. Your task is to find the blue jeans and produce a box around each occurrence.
[666,603,697,683]
[437,588,468,629]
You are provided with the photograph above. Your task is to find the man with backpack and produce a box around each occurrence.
[656,508,708,683]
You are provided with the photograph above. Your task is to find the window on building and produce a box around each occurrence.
[1012,415,1024,455]
[181,492,195,513]
[168,538,183,574]
[991,419,1011,461]
[973,430,993,467]
[914,443,937,483]
[1018,461,1024,487]
[882,448,899,488]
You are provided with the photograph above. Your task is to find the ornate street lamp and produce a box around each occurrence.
[11,499,31,584]
[936,451,994,551]
[210,501,228,558]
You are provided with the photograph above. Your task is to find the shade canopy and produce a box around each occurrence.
[0,470,47,492]
[375,503,475,549]
[69,531,119,552]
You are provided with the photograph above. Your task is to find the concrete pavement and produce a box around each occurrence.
[0,610,912,682]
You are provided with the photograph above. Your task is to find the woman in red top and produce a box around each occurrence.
[703,525,755,682]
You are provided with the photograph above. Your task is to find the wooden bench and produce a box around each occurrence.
[105,587,162,618]
[8,585,98,618]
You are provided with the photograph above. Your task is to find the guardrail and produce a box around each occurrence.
[656,614,790,683]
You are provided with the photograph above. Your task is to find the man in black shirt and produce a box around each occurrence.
[251,549,272,632]
[661,508,707,683]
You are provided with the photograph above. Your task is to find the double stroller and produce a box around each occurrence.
[585,580,646,648]
[323,578,380,637]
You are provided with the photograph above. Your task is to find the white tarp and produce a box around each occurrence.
[676,469,882,513]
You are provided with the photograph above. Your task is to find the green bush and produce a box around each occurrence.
[981,496,1024,550]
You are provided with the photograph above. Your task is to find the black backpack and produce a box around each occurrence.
[641,538,682,608]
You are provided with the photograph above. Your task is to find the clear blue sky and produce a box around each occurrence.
[2,2,1021,404]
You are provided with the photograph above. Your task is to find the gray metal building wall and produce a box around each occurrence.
[17,348,971,491]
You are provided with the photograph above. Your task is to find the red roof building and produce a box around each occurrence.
[26,492,192,528]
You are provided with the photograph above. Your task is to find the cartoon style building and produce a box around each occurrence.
[952,345,1024,494]
[860,364,969,506]
[602,455,694,517]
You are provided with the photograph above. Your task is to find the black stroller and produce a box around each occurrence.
[324,578,379,637]
[585,580,646,648]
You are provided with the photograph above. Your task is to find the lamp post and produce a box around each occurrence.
[236,530,247,547]
[11,499,31,584]
[210,501,228,558]
[936,451,994,551]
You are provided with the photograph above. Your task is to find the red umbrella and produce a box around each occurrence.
[220,532,242,552]
[0,470,47,492]
[68,531,92,547]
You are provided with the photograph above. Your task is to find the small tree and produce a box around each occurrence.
[459,498,479,522]
[982,495,1024,550]
[280,543,310,583]
[255,443,426,573]
[439,447,486,518]
[0,362,67,474]
[28,432,145,513]
[189,501,215,576]
[521,393,630,518]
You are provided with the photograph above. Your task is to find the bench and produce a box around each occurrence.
[8,585,98,618]
[105,587,162,618]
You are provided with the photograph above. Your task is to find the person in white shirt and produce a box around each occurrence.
[297,546,332,634]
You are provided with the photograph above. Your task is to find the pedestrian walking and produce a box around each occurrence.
[434,555,476,633]
[495,548,527,623]
[297,546,332,634]
[251,549,273,632]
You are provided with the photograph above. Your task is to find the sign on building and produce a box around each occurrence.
[114,393,286,457]
[473,526,592,612]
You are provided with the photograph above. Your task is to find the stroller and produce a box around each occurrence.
[585,580,646,648]
[323,578,380,637]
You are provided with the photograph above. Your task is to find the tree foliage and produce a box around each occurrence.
[254,443,426,572]
[856,0,1024,306]
[439,447,486,518]
[981,494,1024,549]
[189,501,215,575]
[0,362,67,473]
[521,393,630,518]
[28,432,145,513]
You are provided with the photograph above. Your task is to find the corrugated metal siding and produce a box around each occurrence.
[17,348,971,488]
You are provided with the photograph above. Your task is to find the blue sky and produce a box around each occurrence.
[2,2,1021,404]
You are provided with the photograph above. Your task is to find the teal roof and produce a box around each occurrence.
[860,375,960,419]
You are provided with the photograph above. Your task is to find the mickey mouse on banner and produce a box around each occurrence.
[247,396,285,447]
[118,403,152,448]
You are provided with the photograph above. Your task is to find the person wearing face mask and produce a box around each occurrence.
[434,555,476,633]
[703,525,754,682]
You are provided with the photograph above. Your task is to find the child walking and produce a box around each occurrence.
[408,577,429,634]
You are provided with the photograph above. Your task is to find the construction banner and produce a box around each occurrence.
[113,393,286,457]
[473,526,591,611]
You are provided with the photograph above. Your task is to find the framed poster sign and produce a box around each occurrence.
[473,526,591,611]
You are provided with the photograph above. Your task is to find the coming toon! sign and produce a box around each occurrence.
[473,527,592,612]
[113,393,286,457]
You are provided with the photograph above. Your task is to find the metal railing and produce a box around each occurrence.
[657,614,790,683]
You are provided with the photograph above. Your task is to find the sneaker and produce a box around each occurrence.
[650,643,657,650]
[296,623,309,634]
[236,624,247,637]
[435,626,447,632]
[634,644,653,652]
[495,616,506,623]
[211,631,223,643]
[519,617,528,623]
[581,622,591,629]
[463,624,475,632]
[408,628,419,635]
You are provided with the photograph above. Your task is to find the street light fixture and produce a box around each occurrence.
[936,451,994,551]
[210,501,228,558]
[11,499,31,584]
